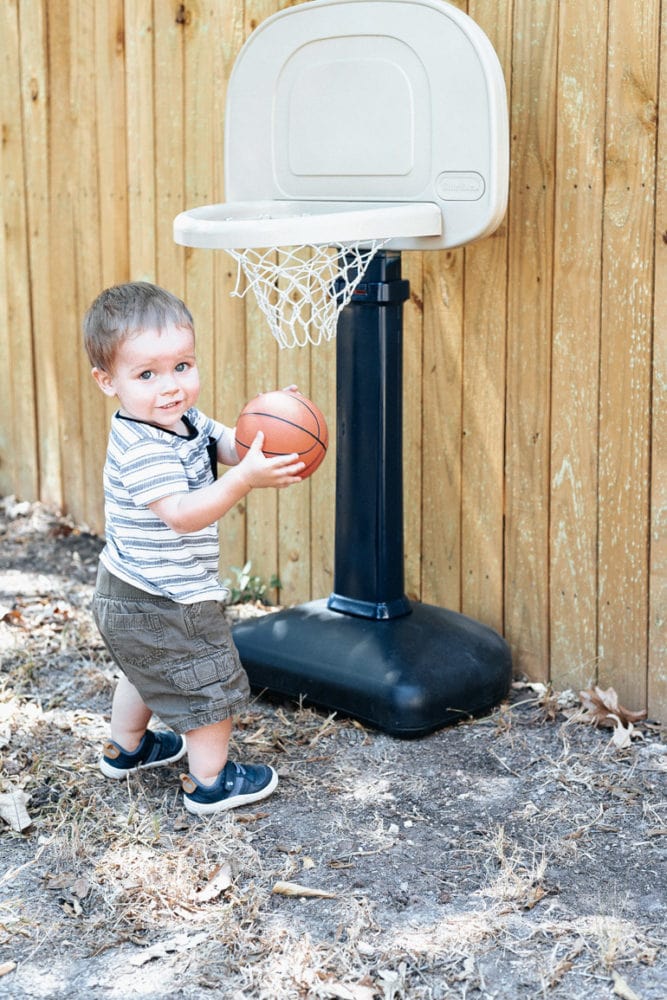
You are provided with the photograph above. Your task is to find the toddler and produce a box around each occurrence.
[83,281,303,814]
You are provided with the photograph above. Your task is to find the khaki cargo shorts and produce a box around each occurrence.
[92,564,250,734]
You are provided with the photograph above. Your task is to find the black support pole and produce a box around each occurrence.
[328,251,411,619]
[232,250,512,736]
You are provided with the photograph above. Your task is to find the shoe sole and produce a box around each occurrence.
[183,769,279,816]
[99,739,187,779]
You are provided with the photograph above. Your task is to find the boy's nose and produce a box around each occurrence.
[159,373,179,392]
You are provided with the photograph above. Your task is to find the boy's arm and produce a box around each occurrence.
[215,425,240,467]
[148,432,303,534]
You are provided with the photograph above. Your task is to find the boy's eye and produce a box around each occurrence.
[175,362,189,373]
[138,370,153,381]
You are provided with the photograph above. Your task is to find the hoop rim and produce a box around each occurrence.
[173,200,442,250]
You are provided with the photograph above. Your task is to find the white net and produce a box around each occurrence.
[226,240,387,349]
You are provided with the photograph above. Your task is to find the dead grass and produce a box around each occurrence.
[0,499,666,999]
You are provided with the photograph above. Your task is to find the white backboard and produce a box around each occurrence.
[224,0,508,249]
[174,0,509,251]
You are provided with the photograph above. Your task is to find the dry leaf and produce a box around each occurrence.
[578,687,647,730]
[44,872,76,891]
[0,788,31,832]
[61,896,83,917]
[612,970,643,1000]
[1,607,26,628]
[512,680,548,696]
[71,877,91,899]
[610,718,635,750]
[189,863,232,903]
[235,811,268,823]
[272,880,336,899]
[522,884,547,909]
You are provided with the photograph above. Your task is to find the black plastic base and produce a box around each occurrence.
[232,600,512,737]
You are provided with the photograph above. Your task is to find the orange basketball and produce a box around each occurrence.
[235,390,329,479]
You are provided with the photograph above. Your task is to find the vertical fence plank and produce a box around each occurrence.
[241,0,280,593]
[421,0,463,609]
[92,1,130,533]
[277,338,313,606]
[0,43,10,498]
[211,4,247,579]
[649,0,667,722]
[243,289,279,592]
[126,0,156,281]
[0,0,38,501]
[461,233,507,634]
[598,0,658,709]
[549,3,607,692]
[505,0,558,679]
[461,0,512,635]
[96,1,129,290]
[18,0,60,508]
[183,2,215,419]
[214,267,249,584]
[275,255,312,605]
[214,261,248,584]
[309,338,336,601]
[402,251,424,602]
[154,2,184,299]
[0,0,11,495]
[421,247,464,609]
[71,3,106,529]
[0,198,9,496]
[47,2,88,526]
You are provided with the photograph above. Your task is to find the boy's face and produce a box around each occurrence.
[92,323,200,432]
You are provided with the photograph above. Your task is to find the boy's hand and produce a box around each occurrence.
[238,432,304,488]
[150,435,303,534]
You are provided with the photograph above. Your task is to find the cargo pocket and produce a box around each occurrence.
[96,605,166,669]
[168,651,235,695]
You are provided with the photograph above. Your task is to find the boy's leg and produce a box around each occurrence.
[184,717,233,785]
[110,674,153,750]
[181,717,278,814]
[99,675,186,779]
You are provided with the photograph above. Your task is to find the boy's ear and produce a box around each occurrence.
[91,367,117,397]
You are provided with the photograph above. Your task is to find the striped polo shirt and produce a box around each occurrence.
[99,407,231,604]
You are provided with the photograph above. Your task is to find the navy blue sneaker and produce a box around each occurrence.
[181,761,278,815]
[100,730,186,779]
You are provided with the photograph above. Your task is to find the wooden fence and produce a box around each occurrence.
[1,0,664,722]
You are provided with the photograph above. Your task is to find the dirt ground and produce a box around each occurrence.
[0,496,665,1000]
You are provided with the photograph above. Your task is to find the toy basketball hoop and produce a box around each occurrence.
[173,0,512,735]
[176,201,441,348]
[174,0,508,349]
